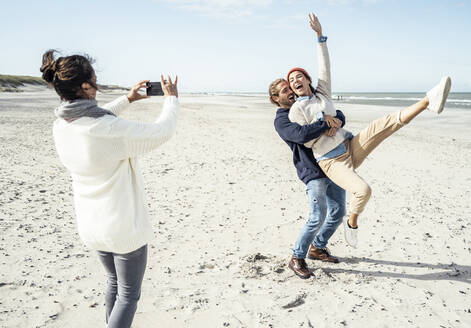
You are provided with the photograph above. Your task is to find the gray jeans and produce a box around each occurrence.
[97,245,147,328]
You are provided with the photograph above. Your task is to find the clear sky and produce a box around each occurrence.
[1,0,470,92]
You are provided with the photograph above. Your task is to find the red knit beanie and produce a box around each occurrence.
[287,67,311,83]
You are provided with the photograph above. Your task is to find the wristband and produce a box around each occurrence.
[318,36,328,43]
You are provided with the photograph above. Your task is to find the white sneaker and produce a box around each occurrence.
[343,217,358,248]
[426,76,451,114]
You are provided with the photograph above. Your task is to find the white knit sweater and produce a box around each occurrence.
[288,42,350,159]
[53,95,179,254]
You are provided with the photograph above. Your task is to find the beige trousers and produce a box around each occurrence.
[318,111,404,214]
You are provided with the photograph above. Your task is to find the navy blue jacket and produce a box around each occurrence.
[274,108,346,185]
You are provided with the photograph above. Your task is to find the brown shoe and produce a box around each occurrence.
[307,245,339,263]
[288,256,311,279]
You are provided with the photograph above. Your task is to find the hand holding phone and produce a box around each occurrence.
[127,80,150,103]
[160,74,178,98]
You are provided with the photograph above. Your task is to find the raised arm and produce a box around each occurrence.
[123,75,179,157]
[120,95,179,158]
[309,13,331,99]
[100,95,130,116]
[101,80,150,116]
[109,76,180,159]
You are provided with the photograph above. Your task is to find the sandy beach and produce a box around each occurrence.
[1,89,470,328]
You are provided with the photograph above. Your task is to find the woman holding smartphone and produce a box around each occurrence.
[40,49,179,328]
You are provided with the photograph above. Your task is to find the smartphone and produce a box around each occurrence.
[146,82,164,96]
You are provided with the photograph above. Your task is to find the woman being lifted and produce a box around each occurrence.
[288,13,451,247]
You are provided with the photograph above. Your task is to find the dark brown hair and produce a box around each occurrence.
[40,49,97,101]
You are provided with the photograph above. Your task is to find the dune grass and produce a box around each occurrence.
[0,75,47,88]
[0,74,129,93]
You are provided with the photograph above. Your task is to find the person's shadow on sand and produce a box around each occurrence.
[321,257,471,283]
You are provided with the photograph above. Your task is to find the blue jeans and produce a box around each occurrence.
[97,245,147,328]
[292,178,346,259]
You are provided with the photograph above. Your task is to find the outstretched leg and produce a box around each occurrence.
[349,110,405,169]
[399,97,429,124]
[344,98,427,227]
[326,77,451,235]
[402,75,451,121]
[350,76,451,169]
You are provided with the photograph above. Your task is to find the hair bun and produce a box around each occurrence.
[40,49,58,83]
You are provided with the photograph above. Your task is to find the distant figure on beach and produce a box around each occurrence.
[269,82,347,278]
[287,14,451,248]
[40,50,179,328]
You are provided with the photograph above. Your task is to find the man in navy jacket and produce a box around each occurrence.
[269,78,346,279]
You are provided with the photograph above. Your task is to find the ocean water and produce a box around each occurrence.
[196,92,471,109]
[331,92,471,109]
